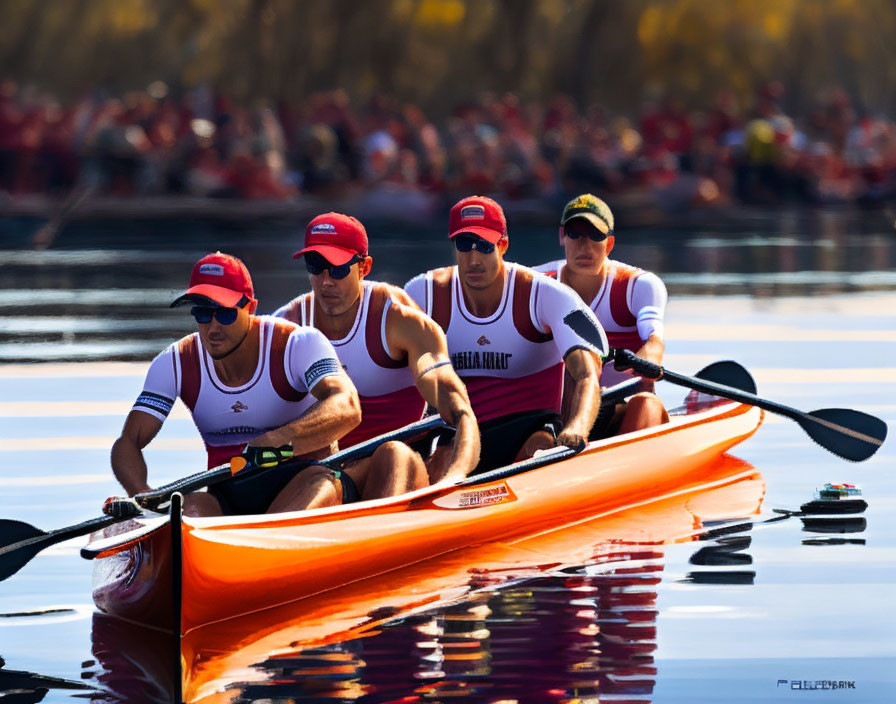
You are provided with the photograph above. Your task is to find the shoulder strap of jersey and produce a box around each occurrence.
[430,266,454,332]
[177,334,201,412]
[512,267,553,343]
[366,282,407,369]
[282,294,312,325]
[608,261,643,328]
[268,319,309,402]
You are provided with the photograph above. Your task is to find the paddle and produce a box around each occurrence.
[0,415,449,583]
[612,348,887,462]
[459,361,762,488]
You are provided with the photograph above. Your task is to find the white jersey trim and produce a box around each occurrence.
[201,323,267,395]
[454,267,511,325]
[382,297,397,361]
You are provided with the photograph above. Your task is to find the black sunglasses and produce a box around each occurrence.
[305,252,363,280]
[453,234,496,254]
[190,305,240,325]
[563,221,609,243]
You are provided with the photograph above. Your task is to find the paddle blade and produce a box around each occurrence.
[0,520,47,582]
[797,408,888,462]
[0,519,45,548]
[695,361,757,395]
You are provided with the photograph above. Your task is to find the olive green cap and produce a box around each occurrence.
[560,194,614,237]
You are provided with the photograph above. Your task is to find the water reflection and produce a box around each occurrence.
[2,210,896,361]
[0,655,93,704]
[87,613,177,704]
[686,534,756,585]
[684,494,869,584]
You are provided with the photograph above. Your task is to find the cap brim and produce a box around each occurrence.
[170,284,245,309]
[449,227,504,244]
[292,244,359,265]
[561,213,611,238]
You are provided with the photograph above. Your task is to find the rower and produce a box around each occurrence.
[405,195,608,472]
[108,251,361,517]
[534,194,669,436]
[274,212,479,504]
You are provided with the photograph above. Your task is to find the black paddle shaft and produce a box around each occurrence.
[136,414,451,509]
[0,415,451,583]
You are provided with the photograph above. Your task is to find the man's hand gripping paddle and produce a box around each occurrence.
[0,415,448,582]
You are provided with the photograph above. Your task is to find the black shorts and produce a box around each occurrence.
[471,410,562,475]
[208,462,309,516]
[209,463,364,514]
[589,400,626,441]
[332,469,362,504]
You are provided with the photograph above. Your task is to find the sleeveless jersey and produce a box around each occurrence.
[274,281,425,447]
[132,316,343,468]
[534,259,667,387]
[405,263,607,423]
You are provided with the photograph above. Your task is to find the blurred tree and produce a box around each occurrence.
[0,0,894,115]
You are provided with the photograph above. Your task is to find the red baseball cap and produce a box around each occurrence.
[448,196,507,244]
[170,252,254,308]
[293,213,368,265]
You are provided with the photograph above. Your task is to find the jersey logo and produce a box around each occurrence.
[477,335,491,346]
[451,350,512,371]
[230,400,248,413]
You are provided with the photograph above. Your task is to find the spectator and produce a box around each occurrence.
[0,78,894,211]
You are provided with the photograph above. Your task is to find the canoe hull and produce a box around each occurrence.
[91,519,173,627]
[90,402,762,631]
[181,402,761,630]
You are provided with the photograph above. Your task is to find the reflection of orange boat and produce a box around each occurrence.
[88,401,762,637]
[173,453,764,703]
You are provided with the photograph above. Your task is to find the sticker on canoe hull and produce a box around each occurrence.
[433,482,516,509]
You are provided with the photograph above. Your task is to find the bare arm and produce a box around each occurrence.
[632,333,664,391]
[250,373,361,454]
[384,284,420,310]
[388,302,480,481]
[635,333,664,365]
[111,411,164,496]
[557,348,602,450]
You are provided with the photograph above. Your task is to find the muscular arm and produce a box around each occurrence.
[250,374,361,454]
[111,411,164,496]
[557,348,602,450]
[531,272,607,449]
[632,273,666,366]
[635,333,664,365]
[384,283,421,311]
[388,302,480,481]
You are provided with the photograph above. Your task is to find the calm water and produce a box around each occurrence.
[0,209,894,702]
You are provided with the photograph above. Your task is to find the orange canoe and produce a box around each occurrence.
[88,452,765,704]
[87,400,762,636]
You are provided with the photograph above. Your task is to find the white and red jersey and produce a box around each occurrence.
[405,263,607,423]
[132,317,343,468]
[534,259,667,387]
[274,281,425,447]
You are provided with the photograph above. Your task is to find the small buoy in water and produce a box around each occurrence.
[800,483,867,515]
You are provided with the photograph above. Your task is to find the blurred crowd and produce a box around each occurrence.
[1,78,895,212]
